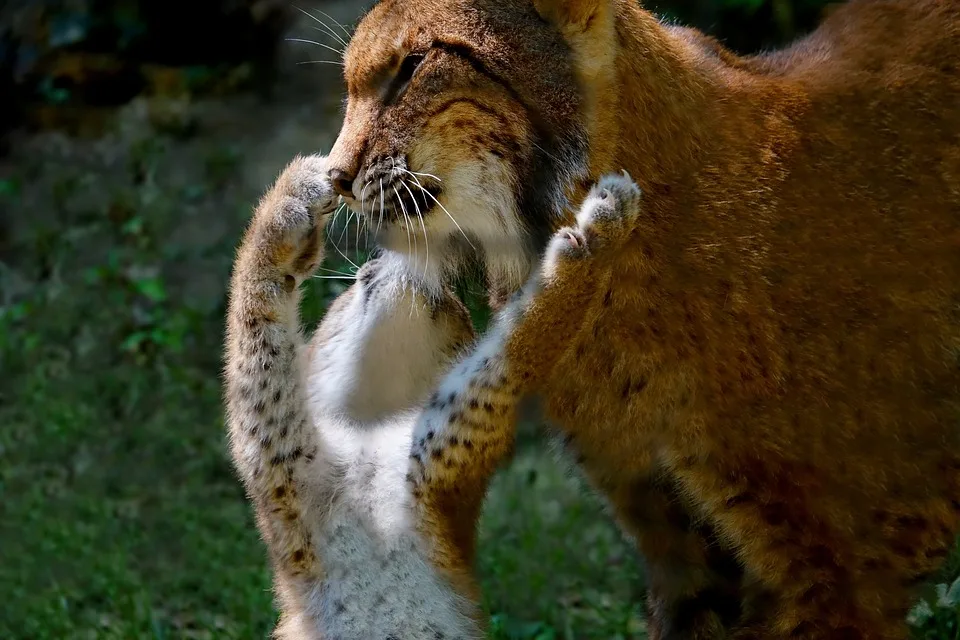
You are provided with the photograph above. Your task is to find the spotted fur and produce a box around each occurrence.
[224,155,482,639]
[407,174,643,577]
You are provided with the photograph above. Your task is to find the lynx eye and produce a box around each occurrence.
[385,52,426,103]
[399,53,425,82]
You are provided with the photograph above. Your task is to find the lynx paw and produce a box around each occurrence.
[251,154,339,281]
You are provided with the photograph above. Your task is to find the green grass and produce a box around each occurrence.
[1,114,957,639]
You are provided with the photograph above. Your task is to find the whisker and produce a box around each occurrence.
[312,8,353,39]
[362,209,370,252]
[406,174,477,252]
[407,169,443,183]
[284,38,344,57]
[358,182,372,248]
[337,208,354,253]
[393,186,414,258]
[328,202,345,234]
[532,141,561,164]
[401,180,429,279]
[316,265,356,277]
[312,275,356,280]
[376,178,385,239]
[359,181,371,217]
[327,206,360,272]
[355,201,362,256]
[297,60,344,66]
[294,6,349,50]
[299,7,350,49]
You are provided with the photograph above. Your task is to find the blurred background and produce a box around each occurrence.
[1,1,957,638]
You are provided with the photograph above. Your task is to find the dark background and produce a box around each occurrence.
[1,2,957,639]
[0,0,830,140]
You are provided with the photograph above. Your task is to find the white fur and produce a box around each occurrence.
[293,254,481,640]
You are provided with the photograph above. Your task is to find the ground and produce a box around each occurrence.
[0,2,957,639]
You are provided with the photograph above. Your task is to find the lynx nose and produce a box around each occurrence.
[327,168,355,199]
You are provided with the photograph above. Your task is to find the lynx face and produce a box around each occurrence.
[325,0,590,293]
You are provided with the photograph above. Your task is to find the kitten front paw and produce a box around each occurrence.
[284,154,339,215]
[250,154,339,281]
[539,172,642,280]
[540,226,590,280]
[575,171,642,243]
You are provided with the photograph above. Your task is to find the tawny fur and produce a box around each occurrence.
[326,0,960,637]
[224,155,483,639]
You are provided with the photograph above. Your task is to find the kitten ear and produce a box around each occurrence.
[532,0,608,33]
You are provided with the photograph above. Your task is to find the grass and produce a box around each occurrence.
[0,101,957,639]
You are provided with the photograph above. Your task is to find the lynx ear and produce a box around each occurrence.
[532,0,608,33]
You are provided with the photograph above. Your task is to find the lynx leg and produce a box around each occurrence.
[603,474,747,640]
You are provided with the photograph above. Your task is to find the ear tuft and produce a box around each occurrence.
[532,0,605,32]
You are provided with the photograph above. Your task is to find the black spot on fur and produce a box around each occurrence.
[761,502,789,527]
[807,544,836,569]
[724,493,755,509]
[269,446,304,466]
[895,514,927,529]
[924,545,949,559]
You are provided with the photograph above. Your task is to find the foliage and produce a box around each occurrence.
[909,574,960,639]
